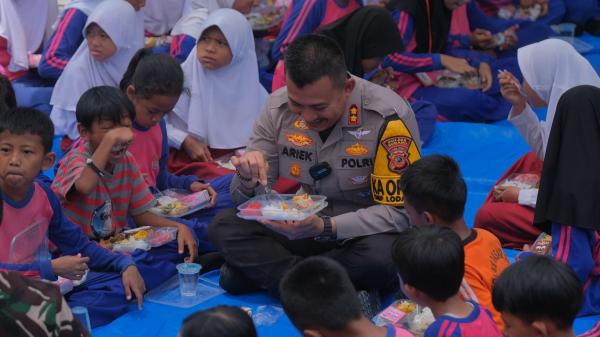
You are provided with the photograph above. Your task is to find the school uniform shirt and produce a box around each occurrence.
[50,0,144,140]
[386,325,415,337]
[424,302,502,337]
[0,180,134,280]
[460,228,509,330]
[141,0,186,36]
[230,75,421,239]
[38,0,104,79]
[52,141,156,239]
[381,5,496,99]
[130,119,198,192]
[271,0,362,61]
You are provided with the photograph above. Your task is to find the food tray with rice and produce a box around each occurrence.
[247,5,287,31]
[497,173,540,189]
[150,189,211,217]
[373,300,435,337]
[99,226,178,253]
[237,193,328,221]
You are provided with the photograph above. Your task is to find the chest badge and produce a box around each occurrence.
[345,143,369,157]
[286,133,313,147]
[294,119,309,130]
[290,163,301,177]
[347,127,372,140]
[349,175,368,185]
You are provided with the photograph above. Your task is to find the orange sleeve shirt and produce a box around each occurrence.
[461,228,509,330]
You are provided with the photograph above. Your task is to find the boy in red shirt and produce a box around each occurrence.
[400,154,509,329]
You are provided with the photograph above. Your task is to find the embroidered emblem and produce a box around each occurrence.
[286,133,313,147]
[349,175,368,185]
[348,104,360,126]
[345,143,369,157]
[294,119,309,130]
[290,163,301,177]
[347,127,372,140]
[381,136,413,174]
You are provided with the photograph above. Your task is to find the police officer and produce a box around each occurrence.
[208,34,421,296]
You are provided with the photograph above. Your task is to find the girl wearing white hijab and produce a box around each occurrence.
[50,0,144,140]
[0,0,58,80]
[39,0,146,80]
[167,8,268,165]
[475,38,600,249]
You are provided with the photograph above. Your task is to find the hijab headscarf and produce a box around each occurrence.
[534,85,600,231]
[317,7,403,77]
[386,0,451,53]
[517,39,600,158]
[171,0,235,38]
[141,0,186,36]
[51,0,143,113]
[0,0,57,72]
[172,8,268,149]
[62,0,105,16]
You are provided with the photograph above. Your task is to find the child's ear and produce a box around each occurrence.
[77,123,89,140]
[42,152,56,171]
[403,283,419,299]
[126,85,136,101]
[422,211,435,225]
[531,320,550,337]
[302,329,323,337]
[344,77,356,97]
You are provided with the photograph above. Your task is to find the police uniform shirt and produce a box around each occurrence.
[230,76,421,239]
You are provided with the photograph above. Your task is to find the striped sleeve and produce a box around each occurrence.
[381,10,443,74]
[579,323,600,337]
[424,319,460,337]
[38,8,87,79]
[51,150,87,201]
[169,34,197,64]
[271,0,325,61]
[126,156,156,216]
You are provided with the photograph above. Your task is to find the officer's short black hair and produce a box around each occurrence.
[279,257,362,331]
[76,86,135,129]
[284,34,347,89]
[392,225,464,302]
[0,107,54,154]
[400,154,466,223]
[493,255,582,330]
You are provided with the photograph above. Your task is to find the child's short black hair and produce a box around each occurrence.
[392,225,464,302]
[285,34,347,89]
[400,154,466,223]
[119,48,184,99]
[0,75,16,113]
[279,256,362,331]
[0,107,54,153]
[180,305,257,337]
[76,86,135,129]
[492,255,582,330]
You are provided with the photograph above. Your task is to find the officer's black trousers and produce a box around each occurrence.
[208,208,399,297]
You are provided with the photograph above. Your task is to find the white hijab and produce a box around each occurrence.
[50,0,144,112]
[171,0,235,38]
[173,8,268,149]
[62,0,105,16]
[141,0,186,36]
[0,0,57,72]
[518,38,600,157]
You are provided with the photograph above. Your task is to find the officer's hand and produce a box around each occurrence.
[258,215,324,240]
[231,151,268,188]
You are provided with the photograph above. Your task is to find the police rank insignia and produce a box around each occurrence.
[286,133,313,147]
[348,104,360,126]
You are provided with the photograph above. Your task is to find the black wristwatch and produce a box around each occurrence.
[86,158,105,178]
[315,216,337,242]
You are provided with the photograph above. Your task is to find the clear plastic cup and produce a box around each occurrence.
[71,306,92,334]
[176,263,201,297]
[558,23,576,37]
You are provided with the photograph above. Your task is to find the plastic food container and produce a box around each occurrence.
[150,189,211,217]
[103,226,177,253]
[246,5,287,31]
[497,173,540,189]
[237,194,328,221]
[373,300,435,337]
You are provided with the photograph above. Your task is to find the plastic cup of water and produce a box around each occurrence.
[558,23,576,37]
[71,306,92,334]
[177,263,201,297]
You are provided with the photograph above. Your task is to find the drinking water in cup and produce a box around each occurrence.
[72,306,92,334]
[177,263,201,297]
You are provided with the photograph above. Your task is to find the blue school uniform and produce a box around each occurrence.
[476,0,565,26]
[381,8,522,122]
[130,119,234,253]
[170,34,196,64]
[38,8,88,80]
[565,0,600,24]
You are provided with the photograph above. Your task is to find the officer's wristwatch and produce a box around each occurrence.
[315,216,337,242]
